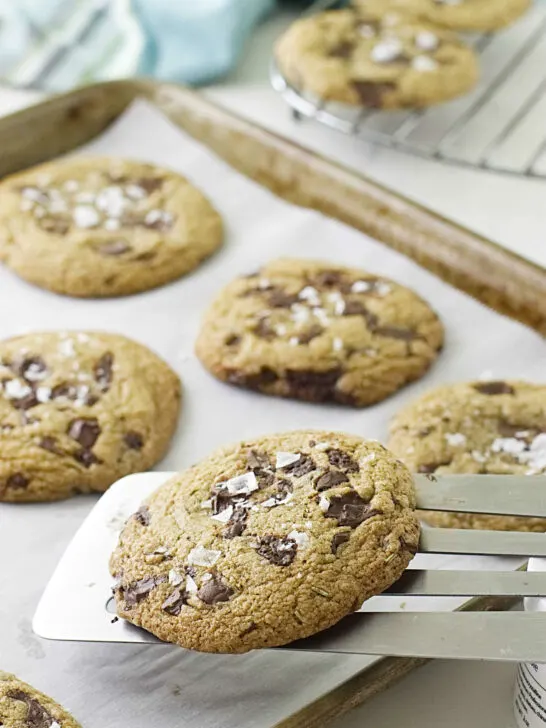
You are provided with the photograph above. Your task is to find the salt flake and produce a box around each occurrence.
[168,569,184,586]
[288,530,309,549]
[211,505,234,523]
[225,472,258,495]
[187,546,221,567]
[276,452,301,469]
[445,433,467,447]
[186,574,198,594]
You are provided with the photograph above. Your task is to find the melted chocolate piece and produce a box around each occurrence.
[255,535,297,566]
[297,325,323,344]
[285,368,341,403]
[474,381,515,396]
[13,356,47,381]
[50,382,77,400]
[327,449,359,472]
[162,588,187,615]
[124,431,144,450]
[40,217,71,235]
[315,470,349,491]
[331,531,350,554]
[352,81,395,107]
[10,391,39,410]
[227,367,278,389]
[6,690,54,728]
[74,449,101,468]
[330,41,354,58]
[134,505,151,526]
[325,491,377,528]
[255,470,275,488]
[240,622,258,637]
[267,289,299,308]
[223,506,249,539]
[225,334,241,347]
[342,300,369,316]
[94,352,114,390]
[252,319,277,340]
[374,326,419,341]
[247,449,270,470]
[67,418,101,448]
[312,270,344,288]
[38,436,62,454]
[6,473,29,490]
[197,576,234,605]
[211,488,234,515]
[283,454,316,478]
[136,177,164,194]
[121,575,166,608]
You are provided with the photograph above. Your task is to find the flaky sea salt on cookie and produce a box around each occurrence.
[275,9,478,108]
[0,331,181,502]
[110,430,419,653]
[389,380,546,532]
[195,258,444,407]
[0,157,223,297]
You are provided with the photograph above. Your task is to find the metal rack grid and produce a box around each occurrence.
[271,1,546,180]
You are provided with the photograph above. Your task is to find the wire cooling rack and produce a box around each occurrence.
[271,0,546,179]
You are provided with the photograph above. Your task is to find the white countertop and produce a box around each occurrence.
[0,9,539,727]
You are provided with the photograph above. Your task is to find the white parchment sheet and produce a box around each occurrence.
[0,100,545,728]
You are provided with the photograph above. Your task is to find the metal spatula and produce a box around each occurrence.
[33,473,546,662]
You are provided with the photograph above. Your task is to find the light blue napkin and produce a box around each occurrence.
[0,0,276,91]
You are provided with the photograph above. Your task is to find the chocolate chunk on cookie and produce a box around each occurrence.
[0,331,181,502]
[0,157,223,297]
[274,9,478,108]
[389,380,546,532]
[0,671,81,728]
[110,430,419,653]
[195,258,444,407]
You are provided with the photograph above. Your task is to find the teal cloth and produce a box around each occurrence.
[0,0,277,91]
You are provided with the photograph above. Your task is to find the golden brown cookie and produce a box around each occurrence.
[353,0,532,32]
[195,258,444,407]
[389,380,546,531]
[0,671,81,728]
[0,331,181,502]
[110,430,419,653]
[0,157,223,297]
[274,9,479,108]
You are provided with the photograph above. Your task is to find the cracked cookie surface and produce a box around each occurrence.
[274,9,478,108]
[0,157,223,297]
[110,430,419,653]
[0,671,81,728]
[195,258,444,407]
[0,331,181,502]
[389,380,546,531]
[353,0,532,32]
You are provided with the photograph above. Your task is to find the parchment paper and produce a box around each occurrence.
[0,100,545,728]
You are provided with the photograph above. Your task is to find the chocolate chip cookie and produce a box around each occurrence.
[0,671,81,728]
[353,0,532,32]
[274,9,478,108]
[110,430,419,653]
[0,157,223,297]
[195,258,444,407]
[0,331,181,502]
[389,380,546,531]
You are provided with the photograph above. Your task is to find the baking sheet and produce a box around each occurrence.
[0,99,545,728]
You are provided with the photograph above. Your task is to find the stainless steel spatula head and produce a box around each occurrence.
[33,472,546,661]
